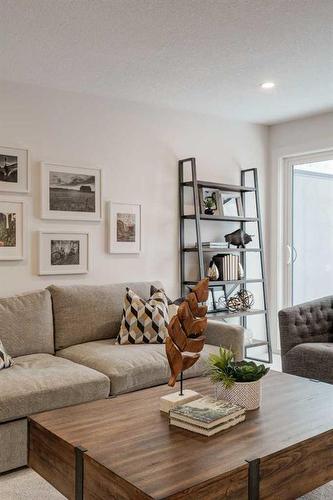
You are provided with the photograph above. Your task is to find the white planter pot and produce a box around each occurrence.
[214,379,262,410]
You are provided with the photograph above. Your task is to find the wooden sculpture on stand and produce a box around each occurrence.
[160,278,209,412]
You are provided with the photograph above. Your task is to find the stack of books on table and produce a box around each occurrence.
[169,396,246,436]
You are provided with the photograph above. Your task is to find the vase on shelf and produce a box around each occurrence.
[207,260,219,281]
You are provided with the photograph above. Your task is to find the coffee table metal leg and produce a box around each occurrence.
[75,445,87,500]
[247,458,260,500]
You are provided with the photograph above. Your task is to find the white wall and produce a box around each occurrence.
[0,81,268,299]
[269,111,333,351]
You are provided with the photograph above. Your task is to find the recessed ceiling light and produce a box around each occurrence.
[261,82,275,89]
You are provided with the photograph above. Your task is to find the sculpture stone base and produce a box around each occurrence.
[160,389,202,413]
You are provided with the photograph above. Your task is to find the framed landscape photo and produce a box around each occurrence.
[108,202,141,254]
[220,192,244,217]
[38,231,90,275]
[0,146,29,193]
[41,163,102,221]
[0,197,25,260]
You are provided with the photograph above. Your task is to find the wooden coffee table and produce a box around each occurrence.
[28,371,333,500]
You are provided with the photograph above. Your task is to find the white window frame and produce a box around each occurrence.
[280,149,333,309]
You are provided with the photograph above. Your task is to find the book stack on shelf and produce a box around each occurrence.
[200,242,228,249]
[222,254,241,280]
[169,396,246,436]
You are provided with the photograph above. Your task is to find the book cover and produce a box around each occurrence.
[200,242,228,247]
[170,396,245,429]
[222,256,227,280]
[170,414,246,436]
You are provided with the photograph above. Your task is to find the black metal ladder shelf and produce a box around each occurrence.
[179,157,272,363]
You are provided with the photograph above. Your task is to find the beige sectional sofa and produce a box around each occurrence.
[0,281,244,473]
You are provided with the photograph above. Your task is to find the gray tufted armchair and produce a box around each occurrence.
[279,296,333,383]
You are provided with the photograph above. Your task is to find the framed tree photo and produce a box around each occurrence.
[108,202,141,254]
[41,163,102,221]
[0,197,25,260]
[199,188,222,216]
[0,146,29,193]
[38,231,90,275]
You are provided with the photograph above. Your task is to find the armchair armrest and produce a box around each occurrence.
[205,320,244,361]
[278,296,333,357]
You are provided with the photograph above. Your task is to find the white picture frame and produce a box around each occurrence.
[108,201,141,254]
[220,192,244,217]
[0,146,29,193]
[40,163,102,221]
[0,197,25,260]
[38,231,90,275]
[199,188,222,216]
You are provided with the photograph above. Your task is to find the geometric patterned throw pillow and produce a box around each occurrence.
[150,285,182,320]
[0,339,13,370]
[117,288,169,345]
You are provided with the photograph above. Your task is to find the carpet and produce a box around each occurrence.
[0,467,332,499]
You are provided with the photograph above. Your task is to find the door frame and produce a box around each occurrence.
[281,149,333,308]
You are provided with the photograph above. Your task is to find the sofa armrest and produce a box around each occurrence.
[205,320,244,361]
[278,296,333,357]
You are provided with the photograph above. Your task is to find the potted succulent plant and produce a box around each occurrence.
[208,347,269,410]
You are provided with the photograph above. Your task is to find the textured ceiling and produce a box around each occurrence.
[1,0,333,124]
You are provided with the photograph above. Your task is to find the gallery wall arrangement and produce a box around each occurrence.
[0,147,142,274]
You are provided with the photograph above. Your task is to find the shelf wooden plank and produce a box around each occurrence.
[183,247,262,253]
[182,180,256,193]
[182,214,259,222]
[207,309,267,319]
[183,279,264,287]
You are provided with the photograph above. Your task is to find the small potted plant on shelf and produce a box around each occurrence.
[208,347,269,410]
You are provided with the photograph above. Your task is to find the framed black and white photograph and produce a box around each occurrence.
[199,188,221,216]
[0,197,25,260]
[38,231,90,275]
[40,163,102,220]
[108,202,141,254]
[0,146,29,193]
[220,192,244,217]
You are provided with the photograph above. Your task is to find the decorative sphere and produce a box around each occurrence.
[226,289,254,312]
[226,295,243,312]
[238,289,254,309]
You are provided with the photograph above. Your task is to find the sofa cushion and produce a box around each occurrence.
[283,343,333,384]
[57,339,219,395]
[0,290,54,358]
[0,353,110,423]
[48,281,163,350]
[117,288,169,345]
[0,419,27,473]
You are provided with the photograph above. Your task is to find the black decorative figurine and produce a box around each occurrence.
[224,228,252,248]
